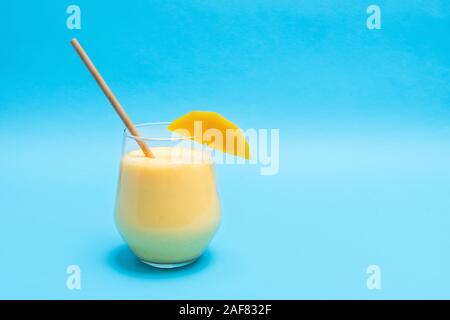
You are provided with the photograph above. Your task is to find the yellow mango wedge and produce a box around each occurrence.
[168,111,251,160]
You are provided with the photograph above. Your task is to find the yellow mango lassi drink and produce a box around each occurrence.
[70,41,249,269]
[115,125,221,268]
[115,147,220,267]
[113,112,249,268]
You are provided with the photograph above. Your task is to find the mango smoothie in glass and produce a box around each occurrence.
[114,122,221,268]
[69,40,249,269]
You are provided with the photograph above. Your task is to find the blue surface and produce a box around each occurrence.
[1,1,449,299]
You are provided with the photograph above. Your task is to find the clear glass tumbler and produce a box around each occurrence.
[114,122,221,268]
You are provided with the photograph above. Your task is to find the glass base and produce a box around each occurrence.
[140,258,196,269]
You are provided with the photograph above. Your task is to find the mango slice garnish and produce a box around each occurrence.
[168,111,251,160]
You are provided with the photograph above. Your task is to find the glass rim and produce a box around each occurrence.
[124,122,196,141]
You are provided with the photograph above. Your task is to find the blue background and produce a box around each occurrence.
[1,1,449,299]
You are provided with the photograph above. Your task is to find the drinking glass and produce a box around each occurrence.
[114,122,221,268]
